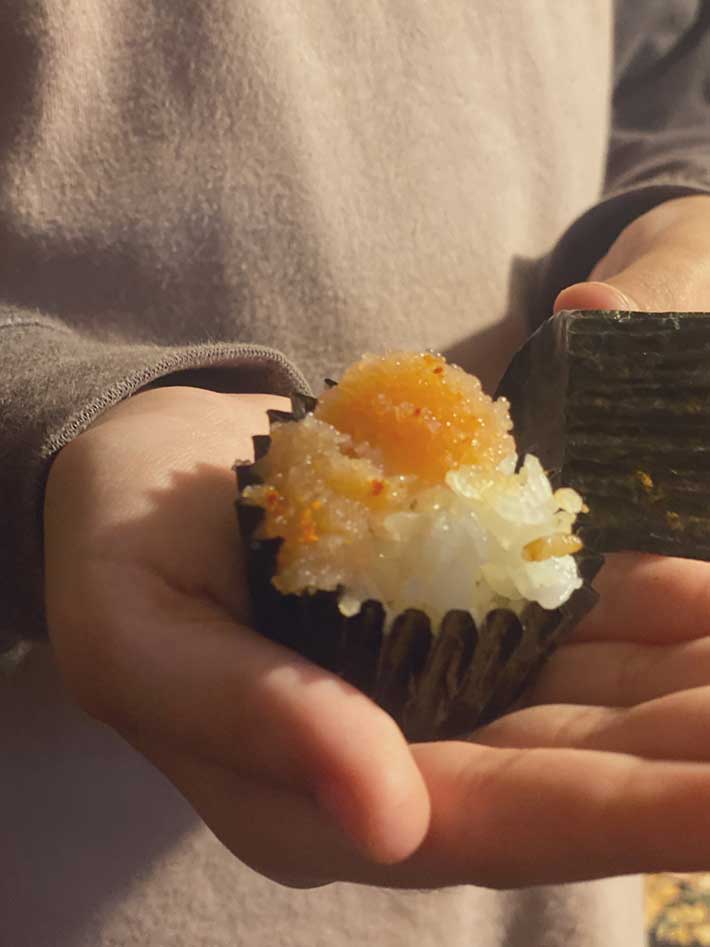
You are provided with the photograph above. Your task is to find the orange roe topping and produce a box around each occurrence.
[242,413,407,571]
[314,352,514,483]
[243,353,526,580]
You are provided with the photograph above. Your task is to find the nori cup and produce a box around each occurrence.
[235,391,602,742]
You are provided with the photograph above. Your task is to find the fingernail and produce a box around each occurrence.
[586,282,640,311]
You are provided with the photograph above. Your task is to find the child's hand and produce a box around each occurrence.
[44,387,430,886]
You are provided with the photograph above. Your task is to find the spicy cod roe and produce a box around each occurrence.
[315,352,514,482]
[245,352,514,561]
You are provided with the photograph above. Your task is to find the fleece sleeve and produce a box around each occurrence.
[0,311,308,665]
[539,0,710,311]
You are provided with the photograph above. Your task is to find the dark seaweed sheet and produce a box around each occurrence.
[496,309,710,561]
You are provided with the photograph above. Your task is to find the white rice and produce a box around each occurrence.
[249,414,584,630]
[336,453,583,626]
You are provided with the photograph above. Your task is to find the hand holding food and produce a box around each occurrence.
[44,190,710,888]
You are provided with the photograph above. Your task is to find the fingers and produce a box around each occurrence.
[69,568,430,865]
[404,742,710,886]
[142,736,710,889]
[575,553,710,646]
[474,686,710,764]
[533,637,710,708]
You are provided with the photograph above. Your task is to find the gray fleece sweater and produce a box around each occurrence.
[1,1,709,945]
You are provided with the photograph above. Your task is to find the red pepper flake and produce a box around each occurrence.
[371,479,385,496]
[265,488,282,508]
[433,366,444,375]
[299,501,322,544]
[413,407,422,417]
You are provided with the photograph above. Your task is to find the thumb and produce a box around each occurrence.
[553,279,640,314]
[554,209,710,315]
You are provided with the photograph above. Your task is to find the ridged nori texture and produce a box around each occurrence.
[497,310,710,560]
[236,392,601,741]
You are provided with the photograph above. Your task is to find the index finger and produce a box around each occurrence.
[60,564,430,866]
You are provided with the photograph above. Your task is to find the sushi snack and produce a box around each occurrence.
[236,352,600,741]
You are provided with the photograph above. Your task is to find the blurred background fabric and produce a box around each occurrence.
[647,874,710,946]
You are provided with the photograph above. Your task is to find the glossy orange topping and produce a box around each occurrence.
[243,353,522,579]
[314,352,514,482]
